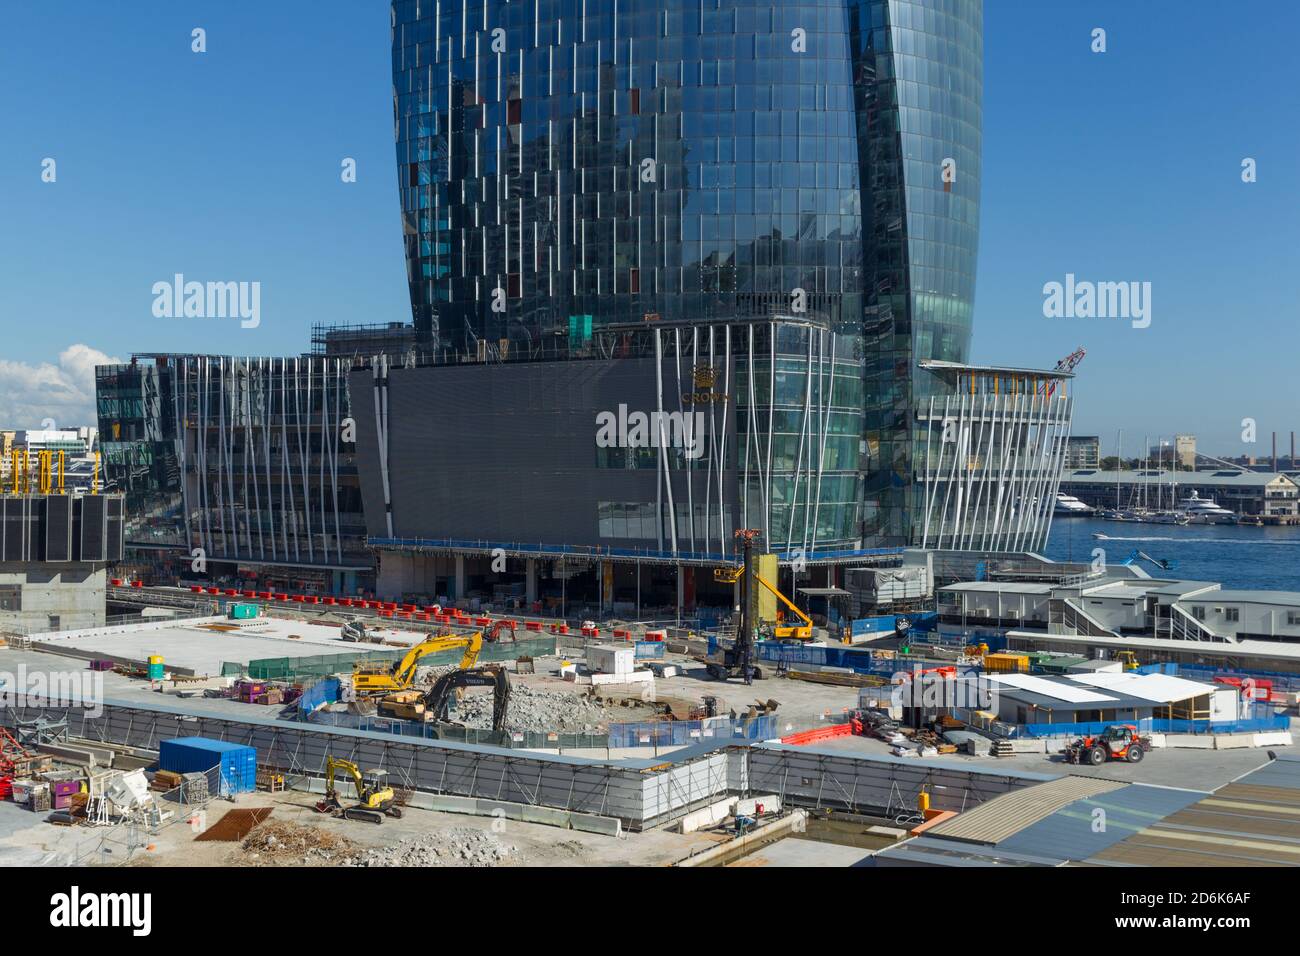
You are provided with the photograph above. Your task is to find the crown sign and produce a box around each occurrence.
[692,364,718,389]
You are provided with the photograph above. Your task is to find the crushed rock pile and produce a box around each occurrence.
[342,828,517,867]
[454,682,609,733]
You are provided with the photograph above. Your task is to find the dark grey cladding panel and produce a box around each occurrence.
[350,360,739,547]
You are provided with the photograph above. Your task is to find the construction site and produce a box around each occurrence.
[1,526,1298,870]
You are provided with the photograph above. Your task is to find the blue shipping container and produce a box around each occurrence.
[158,737,257,794]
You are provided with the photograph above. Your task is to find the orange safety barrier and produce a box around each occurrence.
[909,810,957,836]
[132,581,144,588]
[780,723,853,746]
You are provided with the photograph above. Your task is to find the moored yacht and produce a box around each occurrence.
[1176,491,1237,524]
[1054,493,1095,516]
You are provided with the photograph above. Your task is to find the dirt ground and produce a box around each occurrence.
[109,790,712,867]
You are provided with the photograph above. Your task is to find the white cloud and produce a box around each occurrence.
[0,344,123,430]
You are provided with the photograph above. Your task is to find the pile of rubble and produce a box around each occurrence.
[342,828,517,867]
[455,682,609,734]
[241,820,361,865]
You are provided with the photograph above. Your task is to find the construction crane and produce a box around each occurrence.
[352,631,484,696]
[314,755,403,824]
[1047,346,1086,397]
[713,565,813,641]
[697,530,765,684]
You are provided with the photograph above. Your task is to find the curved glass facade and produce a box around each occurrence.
[392,0,983,548]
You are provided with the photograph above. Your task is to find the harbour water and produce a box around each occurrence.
[1045,517,1300,591]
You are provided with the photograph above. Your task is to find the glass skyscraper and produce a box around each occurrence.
[390,0,994,550]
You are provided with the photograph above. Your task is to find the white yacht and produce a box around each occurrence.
[1054,493,1095,516]
[1176,491,1236,524]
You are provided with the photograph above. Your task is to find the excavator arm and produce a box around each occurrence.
[324,756,366,802]
[421,666,511,733]
[713,563,813,640]
[353,630,484,694]
[753,573,813,640]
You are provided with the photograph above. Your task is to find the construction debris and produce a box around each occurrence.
[241,819,360,864]
[341,828,517,867]
[454,682,609,733]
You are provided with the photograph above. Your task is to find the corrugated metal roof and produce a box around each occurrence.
[1237,756,1300,791]
[1068,672,1218,703]
[996,784,1207,861]
[1086,758,1300,866]
[984,673,1120,704]
[926,775,1127,844]
[870,836,1065,867]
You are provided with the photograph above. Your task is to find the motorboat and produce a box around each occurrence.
[1175,491,1236,525]
[1054,493,1095,516]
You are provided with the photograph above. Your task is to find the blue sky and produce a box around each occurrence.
[1,1,1297,456]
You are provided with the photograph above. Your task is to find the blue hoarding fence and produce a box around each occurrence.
[754,641,905,678]
[1019,711,1290,739]
[634,641,666,660]
[1138,661,1300,694]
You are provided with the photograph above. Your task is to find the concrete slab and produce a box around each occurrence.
[731,837,872,867]
[27,615,437,676]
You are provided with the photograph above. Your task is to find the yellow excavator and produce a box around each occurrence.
[713,566,814,641]
[352,631,484,695]
[314,756,403,824]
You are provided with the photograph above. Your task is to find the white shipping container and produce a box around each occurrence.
[587,644,635,675]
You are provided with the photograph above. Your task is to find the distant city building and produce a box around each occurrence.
[0,493,125,633]
[95,355,370,594]
[1058,468,1299,518]
[1145,435,1197,469]
[1061,436,1100,469]
[17,427,96,456]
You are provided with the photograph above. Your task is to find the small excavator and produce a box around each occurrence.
[352,631,484,696]
[378,664,511,733]
[314,755,404,824]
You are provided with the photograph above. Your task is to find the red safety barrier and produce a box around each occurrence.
[524,621,542,632]
[780,724,853,746]
[475,617,492,627]
[275,593,288,601]
[340,598,354,607]
[557,625,569,634]
[324,597,337,605]
[259,591,273,599]
[420,612,431,621]
[187,584,200,592]
[132,581,144,588]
